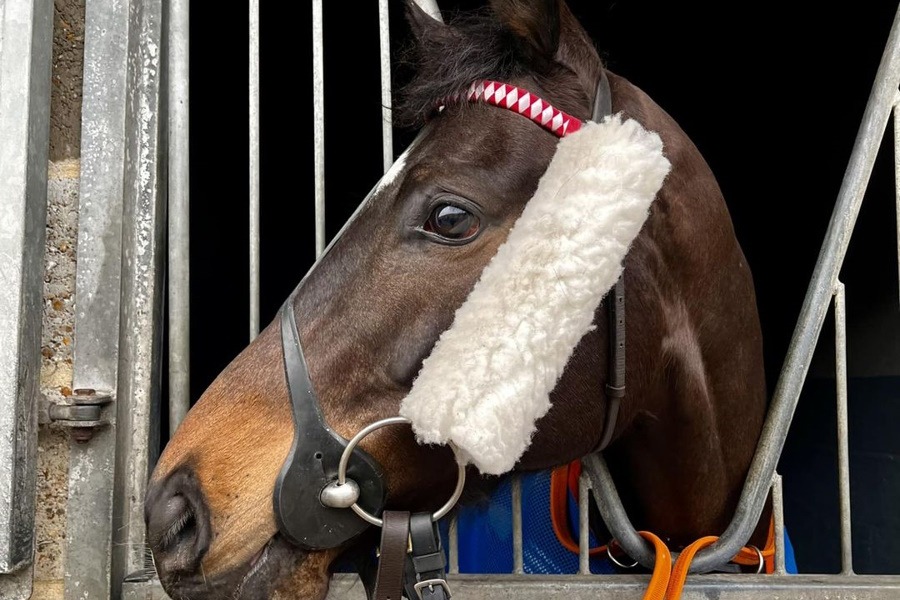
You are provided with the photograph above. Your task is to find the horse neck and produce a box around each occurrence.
[521,72,769,548]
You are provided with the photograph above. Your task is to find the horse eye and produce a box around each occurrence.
[424,203,480,241]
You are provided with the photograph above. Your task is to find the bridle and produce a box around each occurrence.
[272,70,622,597]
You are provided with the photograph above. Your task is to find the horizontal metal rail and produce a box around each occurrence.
[120,573,900,600]
[587,2,900,573]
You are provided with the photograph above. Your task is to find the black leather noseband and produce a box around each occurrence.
[272,293,386,549]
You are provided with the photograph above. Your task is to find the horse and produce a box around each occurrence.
[144,1,769,598]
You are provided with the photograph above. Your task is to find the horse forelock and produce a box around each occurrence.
[396,5,597,127]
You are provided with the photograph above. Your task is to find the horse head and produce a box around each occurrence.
[145,1,768,598]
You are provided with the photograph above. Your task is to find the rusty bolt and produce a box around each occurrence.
[70,428,94,443]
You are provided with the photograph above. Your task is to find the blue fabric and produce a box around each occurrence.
[444,470,799,575]
[784,526,798,574]
[440,471,615,574]
[335,468,799,576]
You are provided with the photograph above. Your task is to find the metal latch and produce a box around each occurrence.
[39,388,113,443]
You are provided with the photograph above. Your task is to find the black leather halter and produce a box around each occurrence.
[272,291,386,549]
[591,71,628,453]
[272,70,624,552]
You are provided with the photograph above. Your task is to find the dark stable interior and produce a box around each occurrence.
[182,1,900,574]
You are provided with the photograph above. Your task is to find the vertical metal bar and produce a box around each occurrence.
[249,0,261,338]
[0,0,53,584]
[65,0,131,593]
[168,0,191,434]
[588,6,900,573]
[894,98,900,308]
[313,0,326,257]
[772,474,787,576]
[111,0,166,592]
[578,472,591,575]
[0,567,33,600]
[511,475,524,574]
[413,0,442,20]
[448,514,460,575]
[379,0,393,173]
[834,281,854,575]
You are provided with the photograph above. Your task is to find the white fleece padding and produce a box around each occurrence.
[399,116,671,475]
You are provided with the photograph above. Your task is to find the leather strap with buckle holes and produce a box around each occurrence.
[374,511,411,600]
[405,513,450,600]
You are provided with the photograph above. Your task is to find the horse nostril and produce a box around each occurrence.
[153,494,193,551]
[145,467,211,575]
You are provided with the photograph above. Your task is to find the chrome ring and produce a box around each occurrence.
[606,540,639,569]
[745,544,765,574]
[336,416,467,527]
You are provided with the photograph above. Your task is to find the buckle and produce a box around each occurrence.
[413,578,451,600]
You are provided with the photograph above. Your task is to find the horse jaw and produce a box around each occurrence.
[270,549,337,600]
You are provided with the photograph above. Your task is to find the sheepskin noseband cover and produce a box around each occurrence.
[399,115,671,475]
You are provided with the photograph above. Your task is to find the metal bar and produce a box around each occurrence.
[305,0,442,260]
[834,282,854,575]
[0,566,33,600]
[327,573,900,600]
[0,0,53,581]
[772,474,786,576]
[584,454,654,566]
[511,475,524,574]
[894,99,900,308]
[111,0,167,592]
[65,0,131,593]
[119,572,900,600]
[125,573,900,600]
[249,0,261,338]
[313,0,326,257]
[168,0,191,434]
[578,472,591,575]
[412,0,442,20]
[589,5,900,573]
[449,514,460,574]
[379,0,393,173]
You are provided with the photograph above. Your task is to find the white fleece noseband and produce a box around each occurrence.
[398,86,671,475]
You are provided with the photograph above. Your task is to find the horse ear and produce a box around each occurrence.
[490,0,561,62]
[405,0,446,41]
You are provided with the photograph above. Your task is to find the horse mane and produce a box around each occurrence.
[396,8,569,127]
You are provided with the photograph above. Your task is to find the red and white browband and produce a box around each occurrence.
[441,80,583,138]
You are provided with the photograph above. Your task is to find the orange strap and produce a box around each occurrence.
[638,531,672,600]
[646,524,777,600]
[549,464,607,555]
[551,461,777,599]
[731,516,776,573]
[665,536,718,599]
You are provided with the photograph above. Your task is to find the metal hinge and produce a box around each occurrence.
[39,388,113,443]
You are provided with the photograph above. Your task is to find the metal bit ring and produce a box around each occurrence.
[332,416,466,527]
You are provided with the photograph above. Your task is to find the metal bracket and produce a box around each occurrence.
[39,388,113,442]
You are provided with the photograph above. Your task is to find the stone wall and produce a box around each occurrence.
[33,0,86,596]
